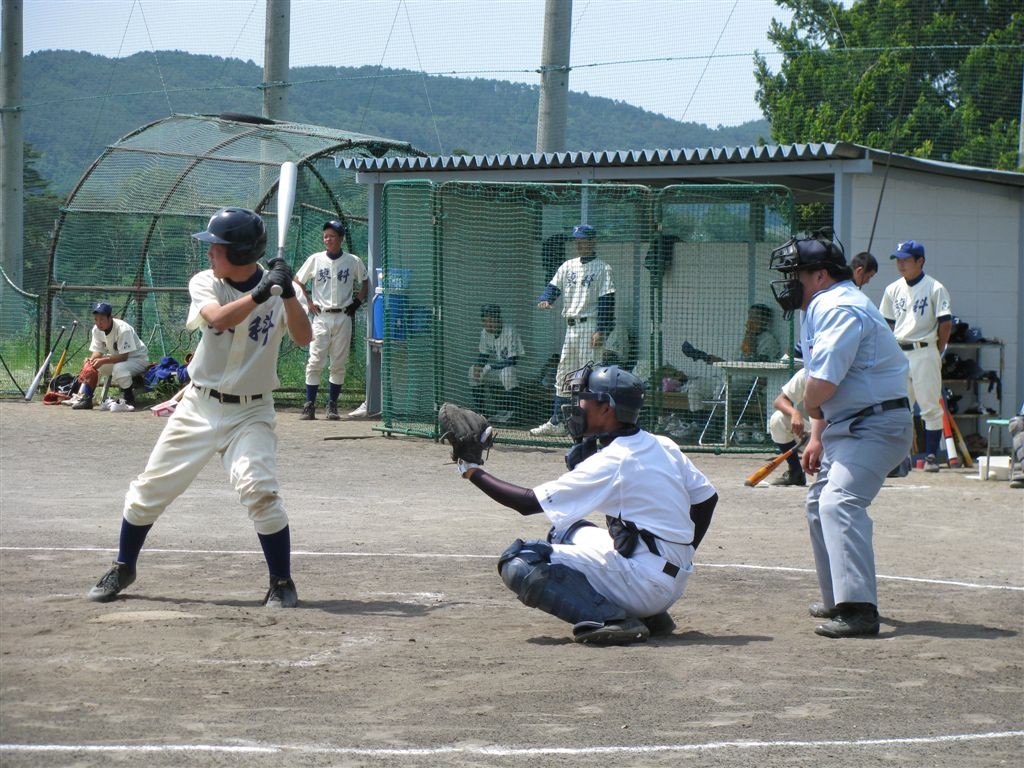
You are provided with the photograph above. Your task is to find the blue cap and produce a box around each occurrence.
[572,224,596,240]
[90,302,113,316]
[891,240,925,259]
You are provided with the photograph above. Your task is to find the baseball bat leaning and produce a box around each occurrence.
[24,325,67,401]
[98,373,113,404]
[50,319,79,382]
[744,436,809,487]
[268,161,298,298]
[939,397,961,468]
[942,397,974,468]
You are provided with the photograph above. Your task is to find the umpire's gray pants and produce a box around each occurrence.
[806,409,912,608]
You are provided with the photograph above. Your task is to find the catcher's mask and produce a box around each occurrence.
[560,363,645,440]
[769,228,849,319]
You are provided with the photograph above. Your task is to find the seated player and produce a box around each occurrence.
[468,304,524,423]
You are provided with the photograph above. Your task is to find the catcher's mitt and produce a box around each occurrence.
[438,402,494,465]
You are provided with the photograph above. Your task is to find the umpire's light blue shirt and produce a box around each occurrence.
[801,280,908,423]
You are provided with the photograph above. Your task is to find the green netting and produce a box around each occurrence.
[5,114,423,402]
[379,180,796,452]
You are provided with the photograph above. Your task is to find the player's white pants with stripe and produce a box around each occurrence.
[123,387,288,535]
[551,525,694,617]
[468,364,518,391]
[769,409,810,444]
[805,409,912,608]
[903,346,943,430]
[305,312,354,387]
[94,356,149,390]
[555,320,605,396]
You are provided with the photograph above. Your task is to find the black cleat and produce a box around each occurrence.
[814,603,880,638]
[72,396,94,410]
[641,611,676,636]
[772,468,806,486]
[808,602,840,619]
[299,402,316,421]
[573,618,650,646]
[264,576,298,608]
[88,562,136,602]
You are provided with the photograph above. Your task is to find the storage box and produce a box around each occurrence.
[977,455,1011,481]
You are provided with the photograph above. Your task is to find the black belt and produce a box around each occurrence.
[899,340,929,350]
[196,386,263,404]
[323,308,346,314]
[566,316,590,327]
[850,397,909,421]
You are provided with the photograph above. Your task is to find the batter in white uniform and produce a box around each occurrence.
[70,301,150,409]
[460,364,718,646]
[531,224,615,437]
[879,240,952,472]
[86,207,312,607]
[295,219,368,421]
[769,367,810,486]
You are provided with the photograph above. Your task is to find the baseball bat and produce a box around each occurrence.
[939,397,961,468]
[99,373,113,403]
[50,319,79,382]
[744,436,808,487]
[268,161,298,298]
[941,397,973,468]
[24,326,67,401]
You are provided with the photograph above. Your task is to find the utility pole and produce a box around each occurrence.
[263,0,290,122]
[536,0,572,153]
[1,0,24,288]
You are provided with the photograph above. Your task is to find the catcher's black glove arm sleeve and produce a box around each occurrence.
[468,471,543,515]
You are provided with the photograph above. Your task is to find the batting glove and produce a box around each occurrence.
[252,271,275,304]
[344,297,362,317]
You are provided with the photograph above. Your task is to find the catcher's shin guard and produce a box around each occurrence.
[498,539,626,627]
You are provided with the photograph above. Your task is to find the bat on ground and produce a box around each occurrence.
[744,436,808,487]
[268,161,298,297]
[50,319,79,382]
[24,325,67,401]
[939,397,961,468]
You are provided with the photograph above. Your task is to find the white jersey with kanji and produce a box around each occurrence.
[185,269,305,394]
[295,251,367,310]
[479,323,524,362]
[551,257,615,319]
[533,430,717,545]
[879,274,952,343]
[89,317,148,363]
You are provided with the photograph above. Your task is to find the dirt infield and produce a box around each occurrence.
[1,400,1021,767]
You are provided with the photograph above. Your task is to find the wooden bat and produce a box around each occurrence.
[24,325,66,401]
[744,436,808,487]
[49,319,79,382]
[943,398,974,468]
[939,397,961,468]
[268,161,298,297]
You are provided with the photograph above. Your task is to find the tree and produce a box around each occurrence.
[754,0,1022,171]
[23,143,63,295]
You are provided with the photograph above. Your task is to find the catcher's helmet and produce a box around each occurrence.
[565,363,645,425]
[323,219,347,236]
[192,207,267,266]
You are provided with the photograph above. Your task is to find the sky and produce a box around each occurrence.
[20,0,798,127]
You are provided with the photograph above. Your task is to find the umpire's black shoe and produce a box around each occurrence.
[88,561,136,602]
[814,603,880,638]
[573,618,650,646]
[641,611,676,636]
[264,576,298,608]
[808,602,840,619]
[72,395,94,410]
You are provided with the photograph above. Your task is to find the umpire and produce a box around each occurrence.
[770,230,912,638]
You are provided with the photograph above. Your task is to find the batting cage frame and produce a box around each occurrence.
[375,180,797,452]
[18,113,423,404]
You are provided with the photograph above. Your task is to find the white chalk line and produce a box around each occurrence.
[3,545,1021,592]
[1,730,1021,757]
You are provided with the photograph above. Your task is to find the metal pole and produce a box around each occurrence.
[1,0,24,288]
[535,0,572,153]
[1018,61,1023,169]
[263,0,290,122]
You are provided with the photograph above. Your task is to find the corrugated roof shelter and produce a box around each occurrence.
[343,142,1022,430]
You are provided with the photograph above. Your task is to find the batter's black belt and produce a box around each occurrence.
[323,307,346,313]
[899,340,929,350]
[565,316,590,326]
[194,385,264,404]
[849,397,910,421]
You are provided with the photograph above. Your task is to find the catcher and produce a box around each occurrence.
[440,363,718,646]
